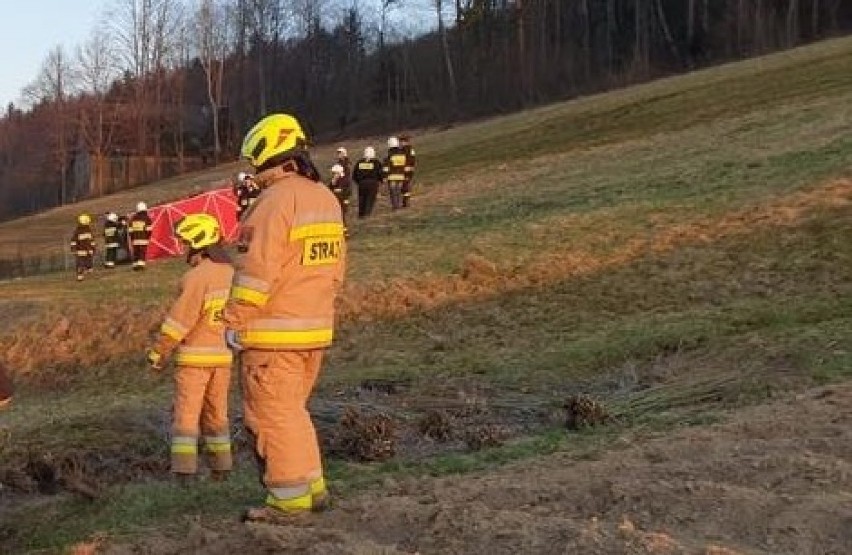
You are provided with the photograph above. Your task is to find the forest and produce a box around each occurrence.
[0,0,850,221]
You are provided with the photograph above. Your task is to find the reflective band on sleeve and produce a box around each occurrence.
[175,351,233,367]
[161,318,188,341]
[231,285,269,307]
[233,275,270,293]
[241,328,333,347]
[132,239,149,245]
[289,222,345,241]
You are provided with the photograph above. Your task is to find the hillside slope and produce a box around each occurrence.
[1,36,851,554]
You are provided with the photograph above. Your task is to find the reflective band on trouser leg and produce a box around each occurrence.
[201,365,232,471]
[241,350,324,507]
[203,435,233,471]
[171,435,199,474]
[172,366,212,474]
[175,348,232,367]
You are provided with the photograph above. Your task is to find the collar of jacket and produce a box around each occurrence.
[254,163,300,189]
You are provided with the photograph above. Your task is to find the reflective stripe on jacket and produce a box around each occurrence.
[129,212,153,246]
[222,166,346,351]
[158,258,234,367]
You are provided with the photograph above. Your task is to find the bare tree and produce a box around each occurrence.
[76,28,120,196]
[193,0,232,161]
[109,0,183,168]
[23,46,76,205]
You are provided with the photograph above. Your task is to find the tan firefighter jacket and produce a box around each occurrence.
[155,258,235,367]
[222,164,346,351]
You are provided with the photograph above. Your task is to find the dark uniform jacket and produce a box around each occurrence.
[129,212,153,246]
[71,225,95,255]
[383,147,408,182]
[104,221,120,248]
[353,157,384,184]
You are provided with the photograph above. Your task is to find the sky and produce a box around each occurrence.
[0,0,106,109]
[0,0,440,110]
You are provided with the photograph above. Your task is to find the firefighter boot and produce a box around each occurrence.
[242,492,314,523]
[311,476,330,511]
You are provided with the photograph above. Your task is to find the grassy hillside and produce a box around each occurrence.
[1,36,851,553]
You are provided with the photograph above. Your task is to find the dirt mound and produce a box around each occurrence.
[101,383,852,554]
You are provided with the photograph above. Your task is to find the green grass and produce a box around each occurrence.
[2,36,852,553]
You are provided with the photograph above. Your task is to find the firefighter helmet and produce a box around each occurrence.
[136,201,148,212]
[237,172,248,181]
[387,136,399,148]
[106,212,118,223]
[364,146,376,159]
[331,164,345,176]
[78,213,91,225]
[175,213,221,250]
[241,113,307,168]
[336,146,347,157]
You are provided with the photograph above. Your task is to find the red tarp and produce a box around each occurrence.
[145,187,239,260]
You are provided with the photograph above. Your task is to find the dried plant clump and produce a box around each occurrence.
[417,410,455,442]
[463,424,507,451]
[328,407,397,462]
[563,394,610,430]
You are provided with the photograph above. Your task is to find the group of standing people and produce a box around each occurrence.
[146,113,345,523]
[70,202,153,281]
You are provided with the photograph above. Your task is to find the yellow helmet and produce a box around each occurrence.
[241,113,307,168]
[174,213,221,250]
[78,213,91,225]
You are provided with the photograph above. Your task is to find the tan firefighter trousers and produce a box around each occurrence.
[241,349,323,501]
[171,365,233,474]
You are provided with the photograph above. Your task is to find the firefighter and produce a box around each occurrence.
[384,136,407,210]
[335,146,351,177]
[329,163,351,235]
[116,215,131,264]
[399,135,416,208]
[129,202,153,271]
[222,113,345,521]
[146,213,235,482]
[234,172,250,220]
[103,212,120,268]
[0,362,14,409]
[353,146,383,219]
[70,214,96,281]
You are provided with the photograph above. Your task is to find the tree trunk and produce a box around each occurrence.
[787,0,800,46]
[436,0,459,114]
[655,0,680,62]
[811,0,820,36]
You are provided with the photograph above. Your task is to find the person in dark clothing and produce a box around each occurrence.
[70,214,96,281]
[399,135,417,208]
[103,212,120,268]
[130,202,153,271]
[328,164,352,235]
[353,146,384,219]
[116,215,131,264]
[383,137,407,210]
[335,147,351,178]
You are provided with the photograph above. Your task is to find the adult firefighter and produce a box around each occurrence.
[384,136,407,210]
[234,172,261,221]
[329,163,352,235]
[352,146,383,219]
[146,213,235,482]
[70,214,96,281]
[335,146,351,177]
[399,135,416,208]
[103,212,120,268]
[222,113,345,521]
[129,202,153,271]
